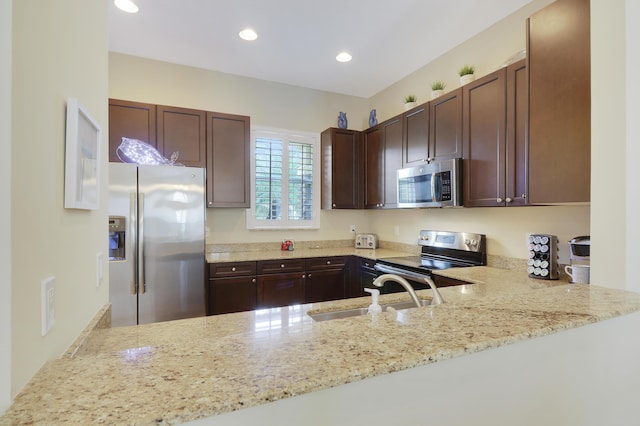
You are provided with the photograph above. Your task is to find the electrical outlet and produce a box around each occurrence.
[41,276,56,336]
[350,225,356,233]
[96,252,104,287]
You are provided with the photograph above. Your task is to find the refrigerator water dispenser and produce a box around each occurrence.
[108,216,126,261]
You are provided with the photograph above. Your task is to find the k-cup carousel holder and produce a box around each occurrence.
[527,234,559,280]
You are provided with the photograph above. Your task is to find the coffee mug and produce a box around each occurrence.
[565,264,590,284]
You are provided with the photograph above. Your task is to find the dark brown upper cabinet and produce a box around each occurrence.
[462,60,528,208]
[206,112,250,208]
[108,99,156,163]
[321,128,363,209]
[402,104,429,167]
[429,88,463,163]
[156,105,206,168]
[363,117,402,209]
[527,0,590,203]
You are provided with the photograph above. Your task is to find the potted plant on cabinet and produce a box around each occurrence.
[404,94,417,110]
[458,65,476,85]
[430,81,446,99]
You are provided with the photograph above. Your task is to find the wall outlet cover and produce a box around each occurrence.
[41,276,56,336]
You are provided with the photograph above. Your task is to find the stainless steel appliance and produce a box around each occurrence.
[374,230,486,293]
[108,163,206,327]
[568,235,590,266]
[355,233,378,249]
[397,158,462,208]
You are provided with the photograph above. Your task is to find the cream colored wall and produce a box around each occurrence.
[368,0,555,122]
[108,0,592,262]
[11,1,109,396]
[1,0,12,412]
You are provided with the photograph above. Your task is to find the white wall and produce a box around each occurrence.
[625,0,640,293]
[10,0,109,396]
[0,0,13,414]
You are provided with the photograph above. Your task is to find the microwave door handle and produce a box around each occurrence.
[431,173,437,202]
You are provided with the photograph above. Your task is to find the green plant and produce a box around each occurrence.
[404,94,417,103]
[431,80,446,91]
[458,65,475,77]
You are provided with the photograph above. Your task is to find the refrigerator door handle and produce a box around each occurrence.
[138,192,146,294]
[129,192,138,295]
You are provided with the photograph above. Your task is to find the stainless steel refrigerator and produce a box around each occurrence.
[108,163,206,327]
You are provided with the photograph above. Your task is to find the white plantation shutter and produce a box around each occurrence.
[248,128,320,229]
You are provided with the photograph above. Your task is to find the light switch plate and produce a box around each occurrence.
[41,276,56,336]
[96,252,104,287]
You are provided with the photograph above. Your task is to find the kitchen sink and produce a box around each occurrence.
[308,298,431,322]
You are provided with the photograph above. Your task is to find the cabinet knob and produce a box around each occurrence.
[231,267,236,272]
[252,278,256,283]
[332,203,336,207]
[326,260,331,265]
[280,264,285,268]
[522,193,527,199]
[496,197,503,203]
[208,202,212,206]
[305,274,310,279]
[505,197,513,203]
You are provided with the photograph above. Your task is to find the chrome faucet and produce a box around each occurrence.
[372,273,444,307]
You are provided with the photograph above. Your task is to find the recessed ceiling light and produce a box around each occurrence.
[336,52,352,63]
[239,29,258,41]
[114,0,139,13]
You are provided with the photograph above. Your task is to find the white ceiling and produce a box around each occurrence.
[108,0,534,98]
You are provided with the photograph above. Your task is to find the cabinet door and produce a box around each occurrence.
[364,126,384,208]
[305,269,345,303]
[402,104,429,167]
[157,105,206,168]
[108,99,156,162]
[206,112,250,207]
[505,59,529,206]
[528,0,590,203]
[321,128,363,209]
[429,88,463,162]
[209,276,257,315]
[382,117,402,209]
[257,273,306,309]
[463,69,507,207]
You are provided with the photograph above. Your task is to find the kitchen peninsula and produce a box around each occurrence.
[3,267,640,425]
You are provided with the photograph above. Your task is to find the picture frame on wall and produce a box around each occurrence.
[64,98,101,210]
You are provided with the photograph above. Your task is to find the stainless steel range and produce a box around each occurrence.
[375,230,486,293]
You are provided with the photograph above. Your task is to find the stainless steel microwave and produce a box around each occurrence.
[397,158,462,208]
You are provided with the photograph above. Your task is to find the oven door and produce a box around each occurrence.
[374,263,431,292]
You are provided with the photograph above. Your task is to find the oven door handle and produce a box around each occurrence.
[374,263,431,281]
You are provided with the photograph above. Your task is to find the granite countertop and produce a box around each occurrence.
[205,247,414,263]
[4,267,640,425]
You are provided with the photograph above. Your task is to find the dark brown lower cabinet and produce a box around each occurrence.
[257,273,306,309]
[209,276,257,315]
[207,261,257,315]
[304,256,348,303]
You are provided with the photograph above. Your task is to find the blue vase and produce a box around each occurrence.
[337,112,347,129]
[369,109,378,127]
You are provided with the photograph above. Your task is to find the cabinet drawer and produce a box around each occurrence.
[305,256,347,271]
[257,259,305,274]
[209,261,256,278]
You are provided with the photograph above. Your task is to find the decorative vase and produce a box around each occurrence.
[368,109,378,127]
[337,112,348,129]
[431,89,443,100]
[404,101,417,111]
[460,74,475,85]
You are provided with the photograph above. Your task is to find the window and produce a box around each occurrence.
[247,127,320,229]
